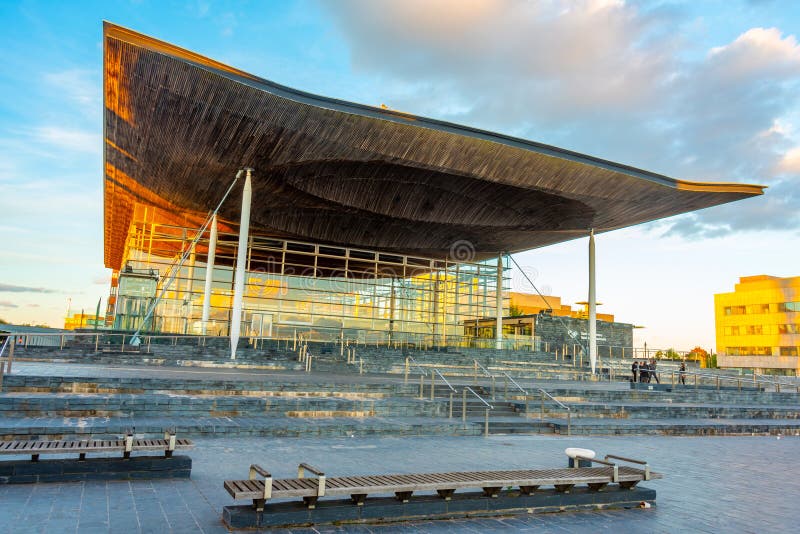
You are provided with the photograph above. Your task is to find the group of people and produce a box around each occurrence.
[631,359,660,384]
[631,360,689,385]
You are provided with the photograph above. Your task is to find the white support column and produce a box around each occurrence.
[185,242,196,334]
[230,168,253,360]
[495,254,503,350]
[201,215,218,335]
[588,229,597,374]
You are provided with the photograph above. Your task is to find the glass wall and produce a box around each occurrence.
[114,211,509,345]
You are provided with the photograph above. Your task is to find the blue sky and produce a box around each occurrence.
[1,0,799,351]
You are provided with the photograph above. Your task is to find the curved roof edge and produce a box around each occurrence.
[103,21,765,197]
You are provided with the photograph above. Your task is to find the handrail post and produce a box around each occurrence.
[540,392,544,420]
[504,375,508,400]
[491,376,496,400]
[567,411,571,436]
[462,388,467,423]
[95,334,99,353]
[430,372,435,400]
[484,408,489,437]
[716,376,720,390]
[449,391,453,418]
[419,374,424,399]
[671,371,675,388]
[359,357,364,375]
[404,357,409,384]
[694,374,698,389]
[473,361,477,385]
[60,335,64,350]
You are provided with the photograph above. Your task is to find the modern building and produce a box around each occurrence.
[468,292,631,356]
[101,23,764,357]
[715,275,800,375]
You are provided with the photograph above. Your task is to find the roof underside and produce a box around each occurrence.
[102,23,764,272]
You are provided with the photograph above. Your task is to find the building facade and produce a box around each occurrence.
[715,275,800,375]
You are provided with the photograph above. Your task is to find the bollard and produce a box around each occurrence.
[449,391,453,418]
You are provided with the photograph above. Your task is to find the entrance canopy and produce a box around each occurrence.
[103,22,764,272]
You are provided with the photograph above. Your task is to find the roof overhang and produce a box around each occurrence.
[103,22,765,271]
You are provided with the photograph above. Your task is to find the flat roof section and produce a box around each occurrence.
[102,22,764,271]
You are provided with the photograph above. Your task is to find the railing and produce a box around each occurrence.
[538,388,571,436]
[473,359,496,397]
[462,386,493,436]
[404,356,428,399]
[0,336,12,390]
[432,369,457,418]
[670,369,800,393]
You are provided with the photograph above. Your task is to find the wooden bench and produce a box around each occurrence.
[0,431,193,462]
[225,454,661,511]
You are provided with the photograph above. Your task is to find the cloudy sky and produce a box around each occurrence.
[0,0,798,350]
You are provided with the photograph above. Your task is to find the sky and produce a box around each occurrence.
[0,0,799,351]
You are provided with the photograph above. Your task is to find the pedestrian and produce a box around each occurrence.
[650,358,660,384]
[640,361,649,383]
[631,360,639,383]
[679,361,687,385]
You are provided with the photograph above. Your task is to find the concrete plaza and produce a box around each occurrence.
[0,433,797,533]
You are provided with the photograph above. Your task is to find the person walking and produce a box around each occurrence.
[640,361,649,383]
[679,361,687,385]
[651,358,660,384]
[631,360,639,383]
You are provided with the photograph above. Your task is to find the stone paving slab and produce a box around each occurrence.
[0,434,798,533]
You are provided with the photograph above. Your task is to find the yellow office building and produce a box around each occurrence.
[715,275,800,375]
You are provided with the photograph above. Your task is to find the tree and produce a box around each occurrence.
[688,346,711,368]
[509,303,525,317]
[0,317,8,325]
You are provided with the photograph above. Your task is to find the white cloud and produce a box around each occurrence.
[42,69,101,118]
[31,126,100,155]
[778,146,800,173]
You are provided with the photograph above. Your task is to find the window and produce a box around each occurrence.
[779,347,799,356]
[746,304,770,314]
[725,346,773,356]
[745,325,763,335]
[778,302,800,313]
[723,326,740,336]
[777,324,799,334]
[724,306,746,315]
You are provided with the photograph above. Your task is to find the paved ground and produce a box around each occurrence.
[1,433,798,533]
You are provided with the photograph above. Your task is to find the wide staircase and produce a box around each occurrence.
[2,336,799,439]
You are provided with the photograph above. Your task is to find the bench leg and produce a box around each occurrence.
[619,481,639,490]
[395,491,413,503]
[31,454,39,462]
[302,496,318,509]
[554,484,574,493]
[252,499,265,512]
[350,494,367,506]
[436,489,455,501]
[519,485,539,495]
[482,487,501,498]
[587,482,608,492]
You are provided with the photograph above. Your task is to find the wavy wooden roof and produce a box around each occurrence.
[103,22,764,271]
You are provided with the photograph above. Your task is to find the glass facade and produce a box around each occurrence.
[111,206,509,345]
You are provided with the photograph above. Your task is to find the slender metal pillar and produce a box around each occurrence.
[588,229,597,374]
[201,215,218,335]
[230,168,253,359]
[495,254,503,350]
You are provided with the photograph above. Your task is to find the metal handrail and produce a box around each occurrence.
[500,370,528,395]
[464,386,493,410]
[473,359,494,378]
[538,388,569,412]
[671,369,797,391]
[433,369,456,392]
[406,356,428,377]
